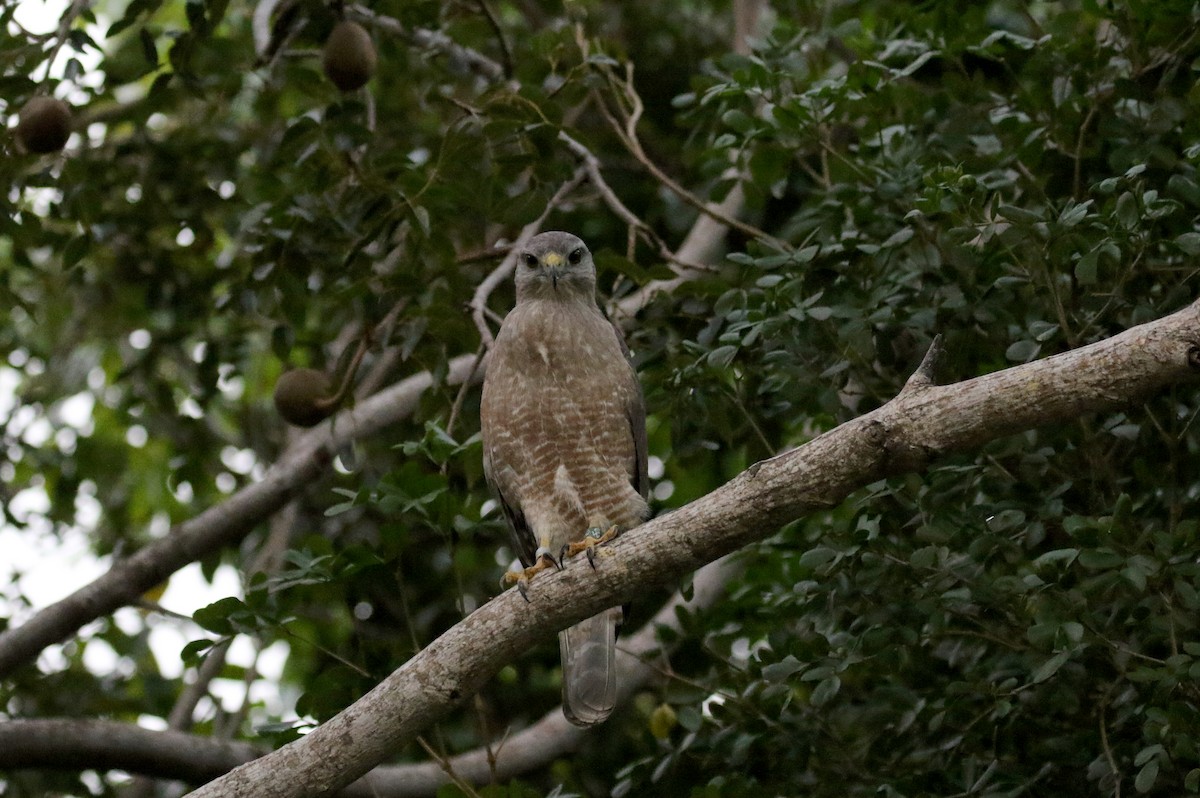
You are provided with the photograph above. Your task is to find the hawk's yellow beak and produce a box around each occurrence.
[541,252,564,290]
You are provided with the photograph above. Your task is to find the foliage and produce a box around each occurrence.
[2,0,1200,796]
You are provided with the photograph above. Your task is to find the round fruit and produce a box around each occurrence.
[16,96,72,154]
[273,368,336,427]
[649,703,677,739]
[322,20,377,92]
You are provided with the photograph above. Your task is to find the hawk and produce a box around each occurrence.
[480,231,649,727]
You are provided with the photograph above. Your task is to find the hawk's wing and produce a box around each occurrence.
[608,316,649,501]
[482,434,537,568]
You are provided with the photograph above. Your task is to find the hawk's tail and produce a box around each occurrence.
[559,606,622,726]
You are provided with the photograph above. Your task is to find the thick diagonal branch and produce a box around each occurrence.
[187,300,1200,798]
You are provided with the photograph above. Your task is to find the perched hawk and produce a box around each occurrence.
[481,231,649,727]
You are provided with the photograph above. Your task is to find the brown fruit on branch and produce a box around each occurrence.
[322,20,377,92]
[16,96,72,154]
[273,368,336,427]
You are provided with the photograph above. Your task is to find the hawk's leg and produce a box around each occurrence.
[502,547,561,602]
[560,525,619,570]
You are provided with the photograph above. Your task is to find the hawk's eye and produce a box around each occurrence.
[522,253,539,268]
[568,248,583,265]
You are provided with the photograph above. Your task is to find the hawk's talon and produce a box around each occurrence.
[533,546,562,570]
[502,546,561,599]
[561,524,621,565]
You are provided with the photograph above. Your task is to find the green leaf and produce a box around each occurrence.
[810,676,841,706]
[707,345,738,369]
[192,597,246,635]
[1058,200,1092,227]
[762,655,804,683]
[798,546,838,570]
[721,109,755,134]
[1033,548,1078,568]
[998,204,1042,223]
[1115,191,1139,228]
[180,638,216,667]
[139,27,158,66]
[1135,759,1159,793]
[1031,651,1070,683]
[1075,251,1100,284]
[1175,231,1200,255]
[881,227,914,248]
[411,205,431,237]
[1005,339,1039,362]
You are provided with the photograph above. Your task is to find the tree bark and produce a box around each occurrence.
[179,299,1200,798]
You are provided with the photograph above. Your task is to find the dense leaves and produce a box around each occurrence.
[2,1,1199,797]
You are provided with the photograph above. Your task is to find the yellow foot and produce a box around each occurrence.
[560,525,620,569]
[502,547,560,602]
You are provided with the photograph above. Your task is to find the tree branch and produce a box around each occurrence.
[348,5,510,84]
[0,355,483,679]
[184,300,1200,798]
[0,558,741,795]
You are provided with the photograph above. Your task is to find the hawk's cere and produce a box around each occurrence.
[480,231,649,727]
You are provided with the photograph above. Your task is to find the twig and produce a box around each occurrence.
[348,5,510,84]
[38,0,91,91]
[558,131,719,277]
[1098,685,1122,797]
[445,343,488,438]
[611,182,747,320]
[474,0,513,79]
[416,737,484,798]
[353,298,409,399]
[592,65,786,250]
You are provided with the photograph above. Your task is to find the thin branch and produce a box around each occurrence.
[558,131,719,277]
[611,181,748,320]
[592,69,785,250]
[445,344,488,438]
[415,737,483,798]
[348,5,510,84]
[1098,692,1122,798]
[354,299,410,399]
[38,0,90,91]
[473,0,513,79]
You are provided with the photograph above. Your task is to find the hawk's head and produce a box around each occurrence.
[514,231,596,303]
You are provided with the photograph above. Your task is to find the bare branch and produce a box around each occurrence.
[0,720,259,785]
[186,300,1200,798]
[558,131,718,278]
[593,71,784,251]
[0,354,483,679]
[611,182,747,320]
[347,5,510,84]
